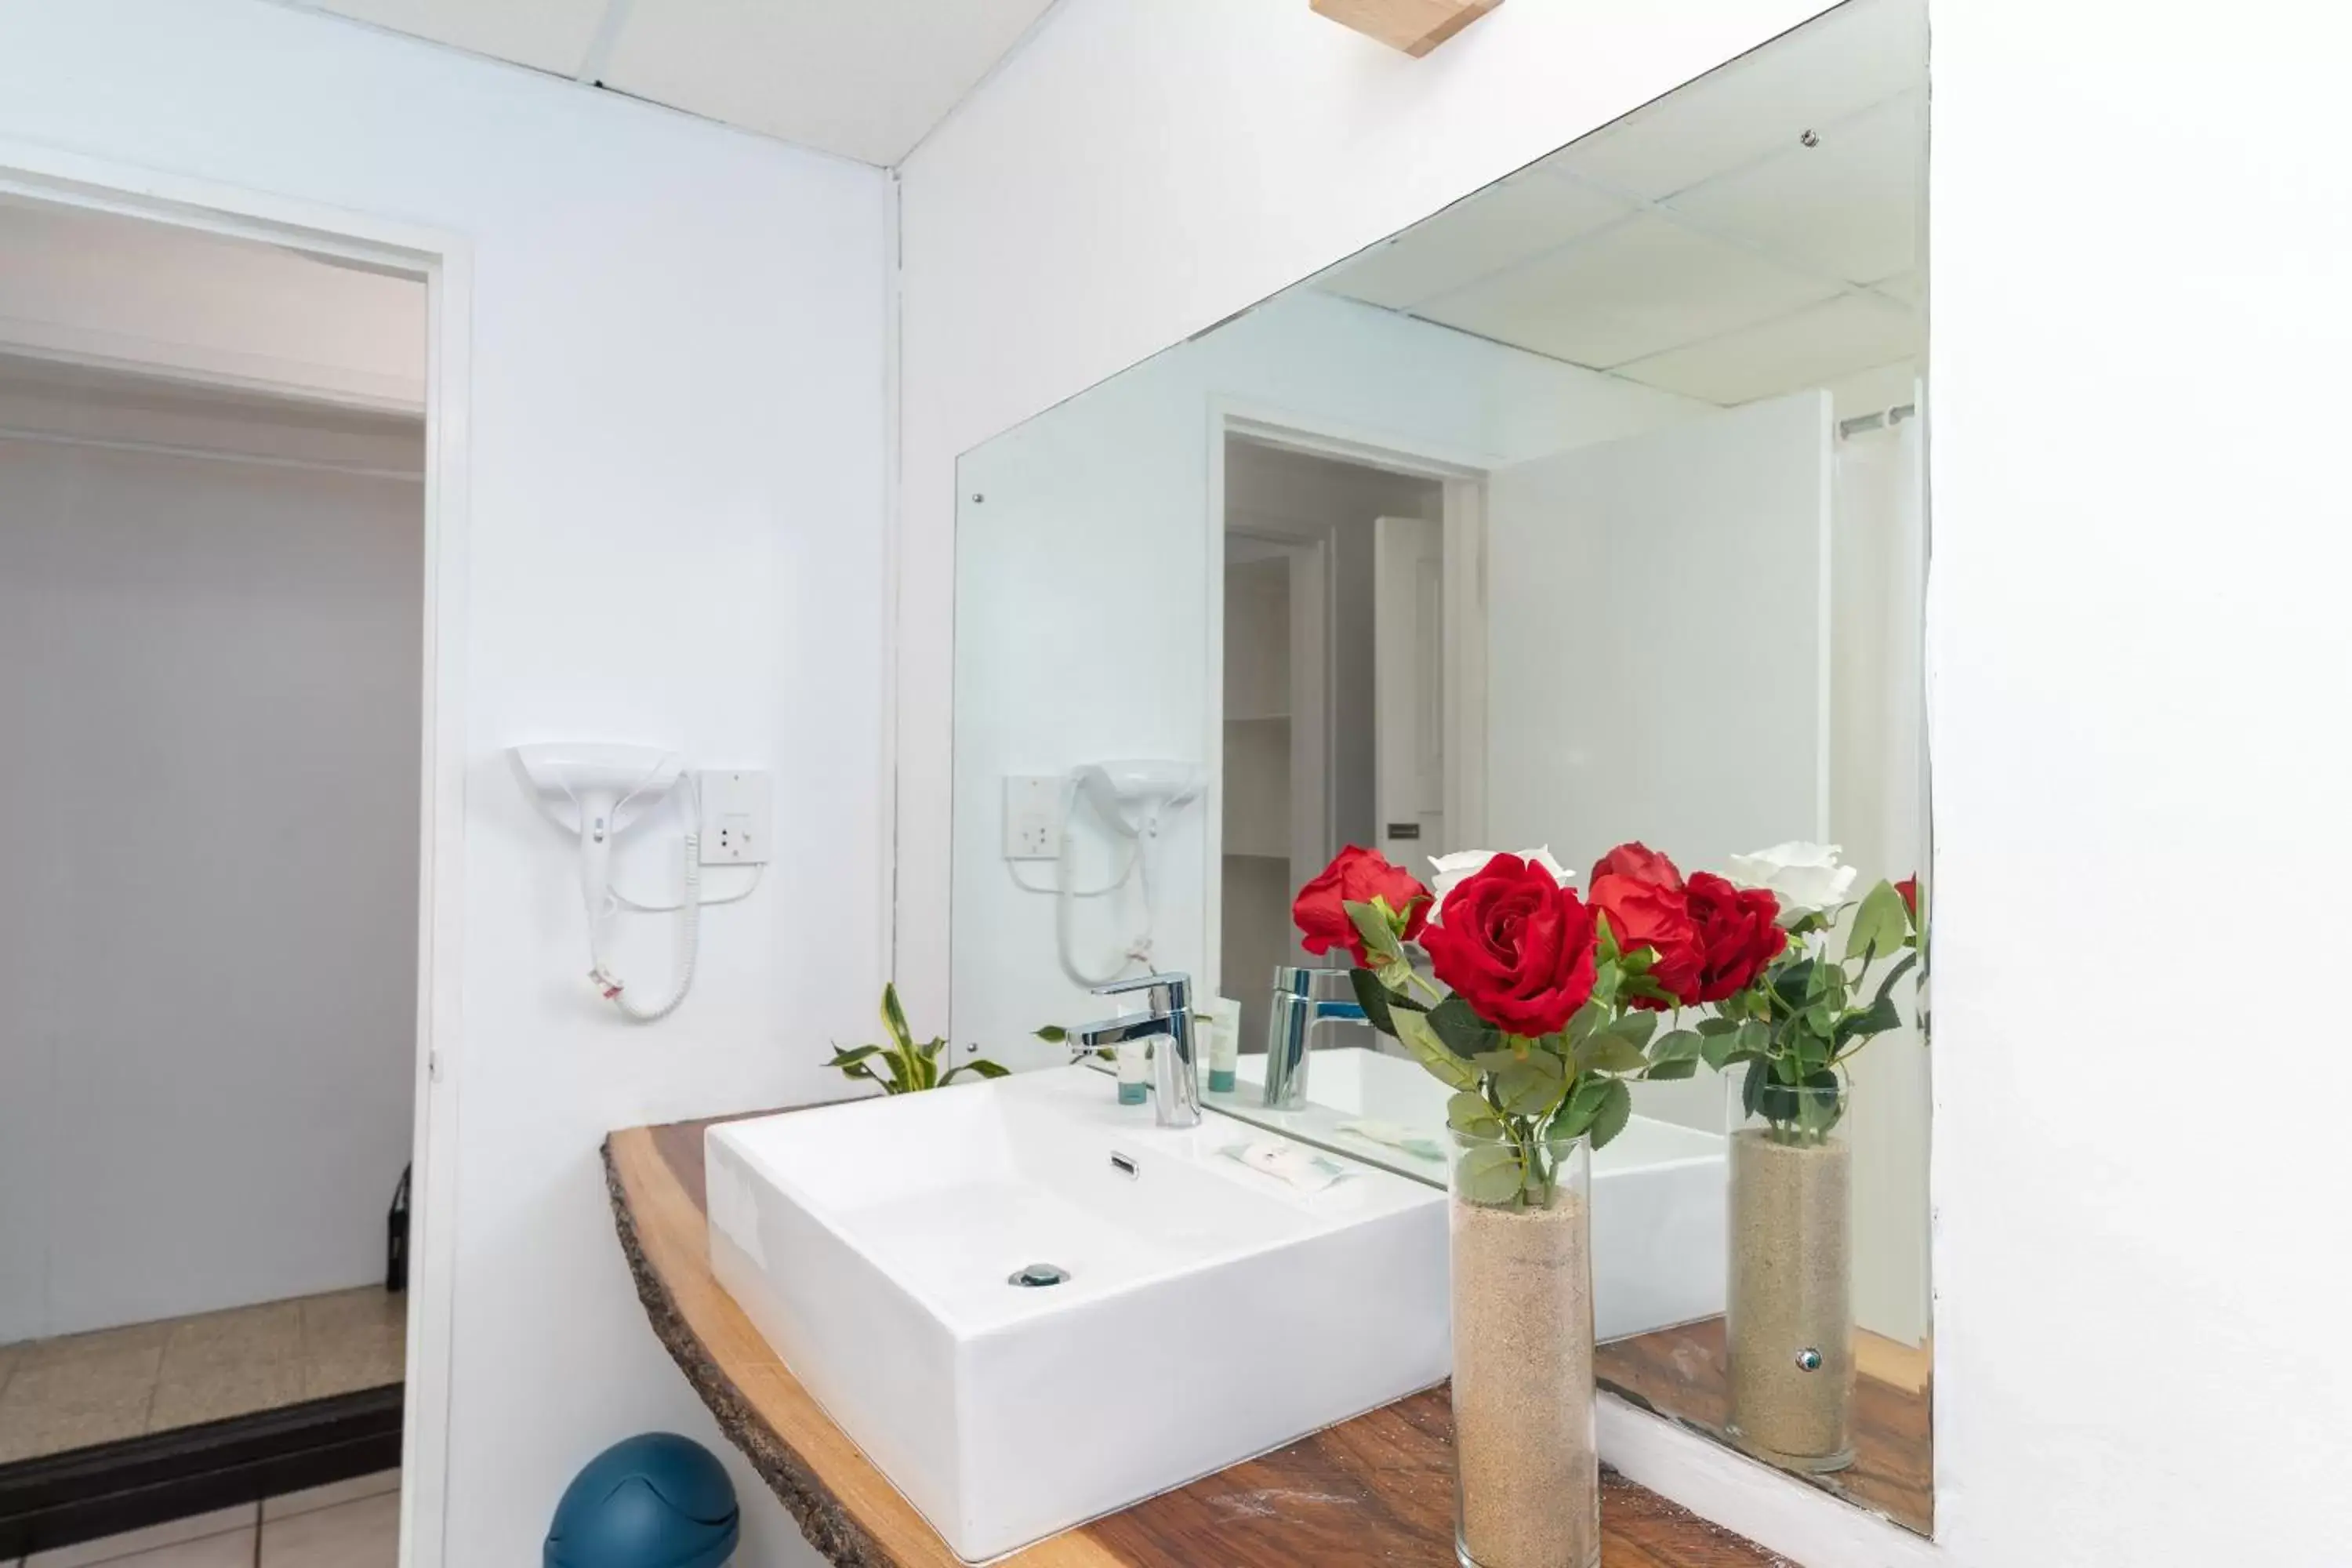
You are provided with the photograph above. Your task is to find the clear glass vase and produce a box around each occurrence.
[1447,1125,1597,1568]
[1723,1072,1855,1473]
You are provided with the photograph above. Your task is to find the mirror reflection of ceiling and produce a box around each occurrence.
[1313,0,1923,408]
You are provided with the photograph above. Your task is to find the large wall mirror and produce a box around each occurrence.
[948,0,1930,1534]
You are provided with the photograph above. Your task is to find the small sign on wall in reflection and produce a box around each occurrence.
[1310,0,1506,57]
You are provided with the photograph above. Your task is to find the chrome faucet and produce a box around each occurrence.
[1261,966,1370,1112]
[1074,972,1200,1128]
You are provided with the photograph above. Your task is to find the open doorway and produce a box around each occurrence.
[0,194,425,1558]
[1218,435,1446,1047]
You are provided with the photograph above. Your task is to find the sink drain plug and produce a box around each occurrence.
[1007,1262,1070,1288]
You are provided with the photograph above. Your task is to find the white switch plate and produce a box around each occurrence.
[697,769,773,865]
[1003,775,1061,861]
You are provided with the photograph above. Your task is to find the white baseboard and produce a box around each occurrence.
[1598,1393,1945,1567]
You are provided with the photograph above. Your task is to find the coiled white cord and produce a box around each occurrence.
[593,832,701,1024]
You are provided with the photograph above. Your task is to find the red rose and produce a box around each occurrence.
[1291,845,1430,967]
[1591,840,1685,894]
[1682,871,1788,1004]
[1421,854,1599,1036]
[1896,877,1919,920]
[1588,870,1704,1009]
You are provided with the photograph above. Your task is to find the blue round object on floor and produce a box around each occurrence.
[545,1432,739,1568]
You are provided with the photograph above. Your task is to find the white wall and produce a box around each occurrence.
[0,381,423,1343]
[1927,1,2352,1563]
[948,289,1691,1054]
[0,5,889,1565]
[908,0,2352,1564]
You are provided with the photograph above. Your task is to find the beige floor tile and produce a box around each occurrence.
[0,1335,21,1395]
[0,1337,161,1463]
[25,1504,255,1567]
[262,1468,399,1522]
[18,1320,172,1370]
[296,1290,405,1402]
[151,1302,303,1432]
[92,1529,254,1566]
[259,1491,398,1568]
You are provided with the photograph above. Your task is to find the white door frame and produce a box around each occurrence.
[0,141,471,1568]
[1206,401,1490,971]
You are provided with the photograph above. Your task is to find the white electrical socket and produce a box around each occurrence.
[696,769,774,865]
[1003,775,1062,861]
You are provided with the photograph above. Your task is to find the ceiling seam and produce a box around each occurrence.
[576,0,637,85]
[1380,86,1923,326]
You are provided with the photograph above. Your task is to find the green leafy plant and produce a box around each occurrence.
[826,983,1011,1094]
[1700,871,1922,1144]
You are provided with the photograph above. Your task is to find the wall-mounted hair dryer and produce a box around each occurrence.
[1054,759,1205,989]
[510,742,724,1024]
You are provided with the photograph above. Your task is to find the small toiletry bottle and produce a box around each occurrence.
[1116,1036,1149,1105]
[1202,999,1241,1094]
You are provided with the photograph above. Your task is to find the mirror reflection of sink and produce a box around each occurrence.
[1227,1047,1729,1341]
[706,1065,1446,1562]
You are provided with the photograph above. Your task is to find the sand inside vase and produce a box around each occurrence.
[1450,1191,1597,1568]
[1726,1129,1853,1469]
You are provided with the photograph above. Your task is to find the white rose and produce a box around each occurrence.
[1425,847,1573,924]
[1725,841,1859,918]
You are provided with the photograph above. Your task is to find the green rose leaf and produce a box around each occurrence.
[1589,1078,1634,1149]
[1427,995,1501,1060]
[1643,1057,1699,1081]
[1494,1054,1567,1118]
[1446,1091,1506,1139]
[1649,1029,1704,1064]
[1345,899,1406,967]
[1846,880,1909,967]
[1346,965,1425,1038]
[1393,1008,1479,1091]
[1575,1030,1649,1076]
[1458,1142,1526,1207]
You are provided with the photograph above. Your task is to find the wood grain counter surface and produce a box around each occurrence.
[603,1109,1797,1568]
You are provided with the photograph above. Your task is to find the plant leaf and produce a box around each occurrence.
[1426,996,1500,1059]
[1610,1011,1658,1049]
[1345,899,1406,967]
[826,1044,883,1067]
[1575,1031,1648,1076]
[1649,1029,1704,1064]
[1393,1009,1479,1091]
[1033,1024,1069,1044]
[1846,880,1909,967]
[949,1057,1012,1082]
[880,983,916,1054]
[1457,1143,1526,1207]
[1348,965,1424,1037]
[1446,1091,1505,1139]
[1871,949,1920,1011]
[1494,1055,1567,1118]
[1589,1078,1633,1149]
[1643,1057,1699,1081]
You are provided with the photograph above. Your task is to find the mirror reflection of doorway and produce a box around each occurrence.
[1218,437,1443,1050]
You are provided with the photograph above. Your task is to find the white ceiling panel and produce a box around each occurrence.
[1541,0,1926,201]
[303,0,611,77]
[1414,214,1843,369]
[1610,292,1920,405]
[1319,175,1633,311]
[1663,92,1922,285]
[600,0,1060,166]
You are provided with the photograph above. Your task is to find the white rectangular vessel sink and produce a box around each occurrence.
[706,1065,1446,1562]
[1229,1047,1728,1341]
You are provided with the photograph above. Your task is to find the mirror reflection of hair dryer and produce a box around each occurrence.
[1054,760,1205,989]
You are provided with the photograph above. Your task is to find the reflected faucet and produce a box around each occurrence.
[1261,967,1369,1112]
[1073,972,1200,1128]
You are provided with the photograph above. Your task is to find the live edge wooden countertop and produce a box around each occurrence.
[603,1110,1795,1568]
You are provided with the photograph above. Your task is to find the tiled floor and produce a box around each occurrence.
[3,1468,401,1566]
[0,1289,405,1465]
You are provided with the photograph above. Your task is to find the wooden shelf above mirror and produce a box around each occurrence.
[1310,0,1505,57]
